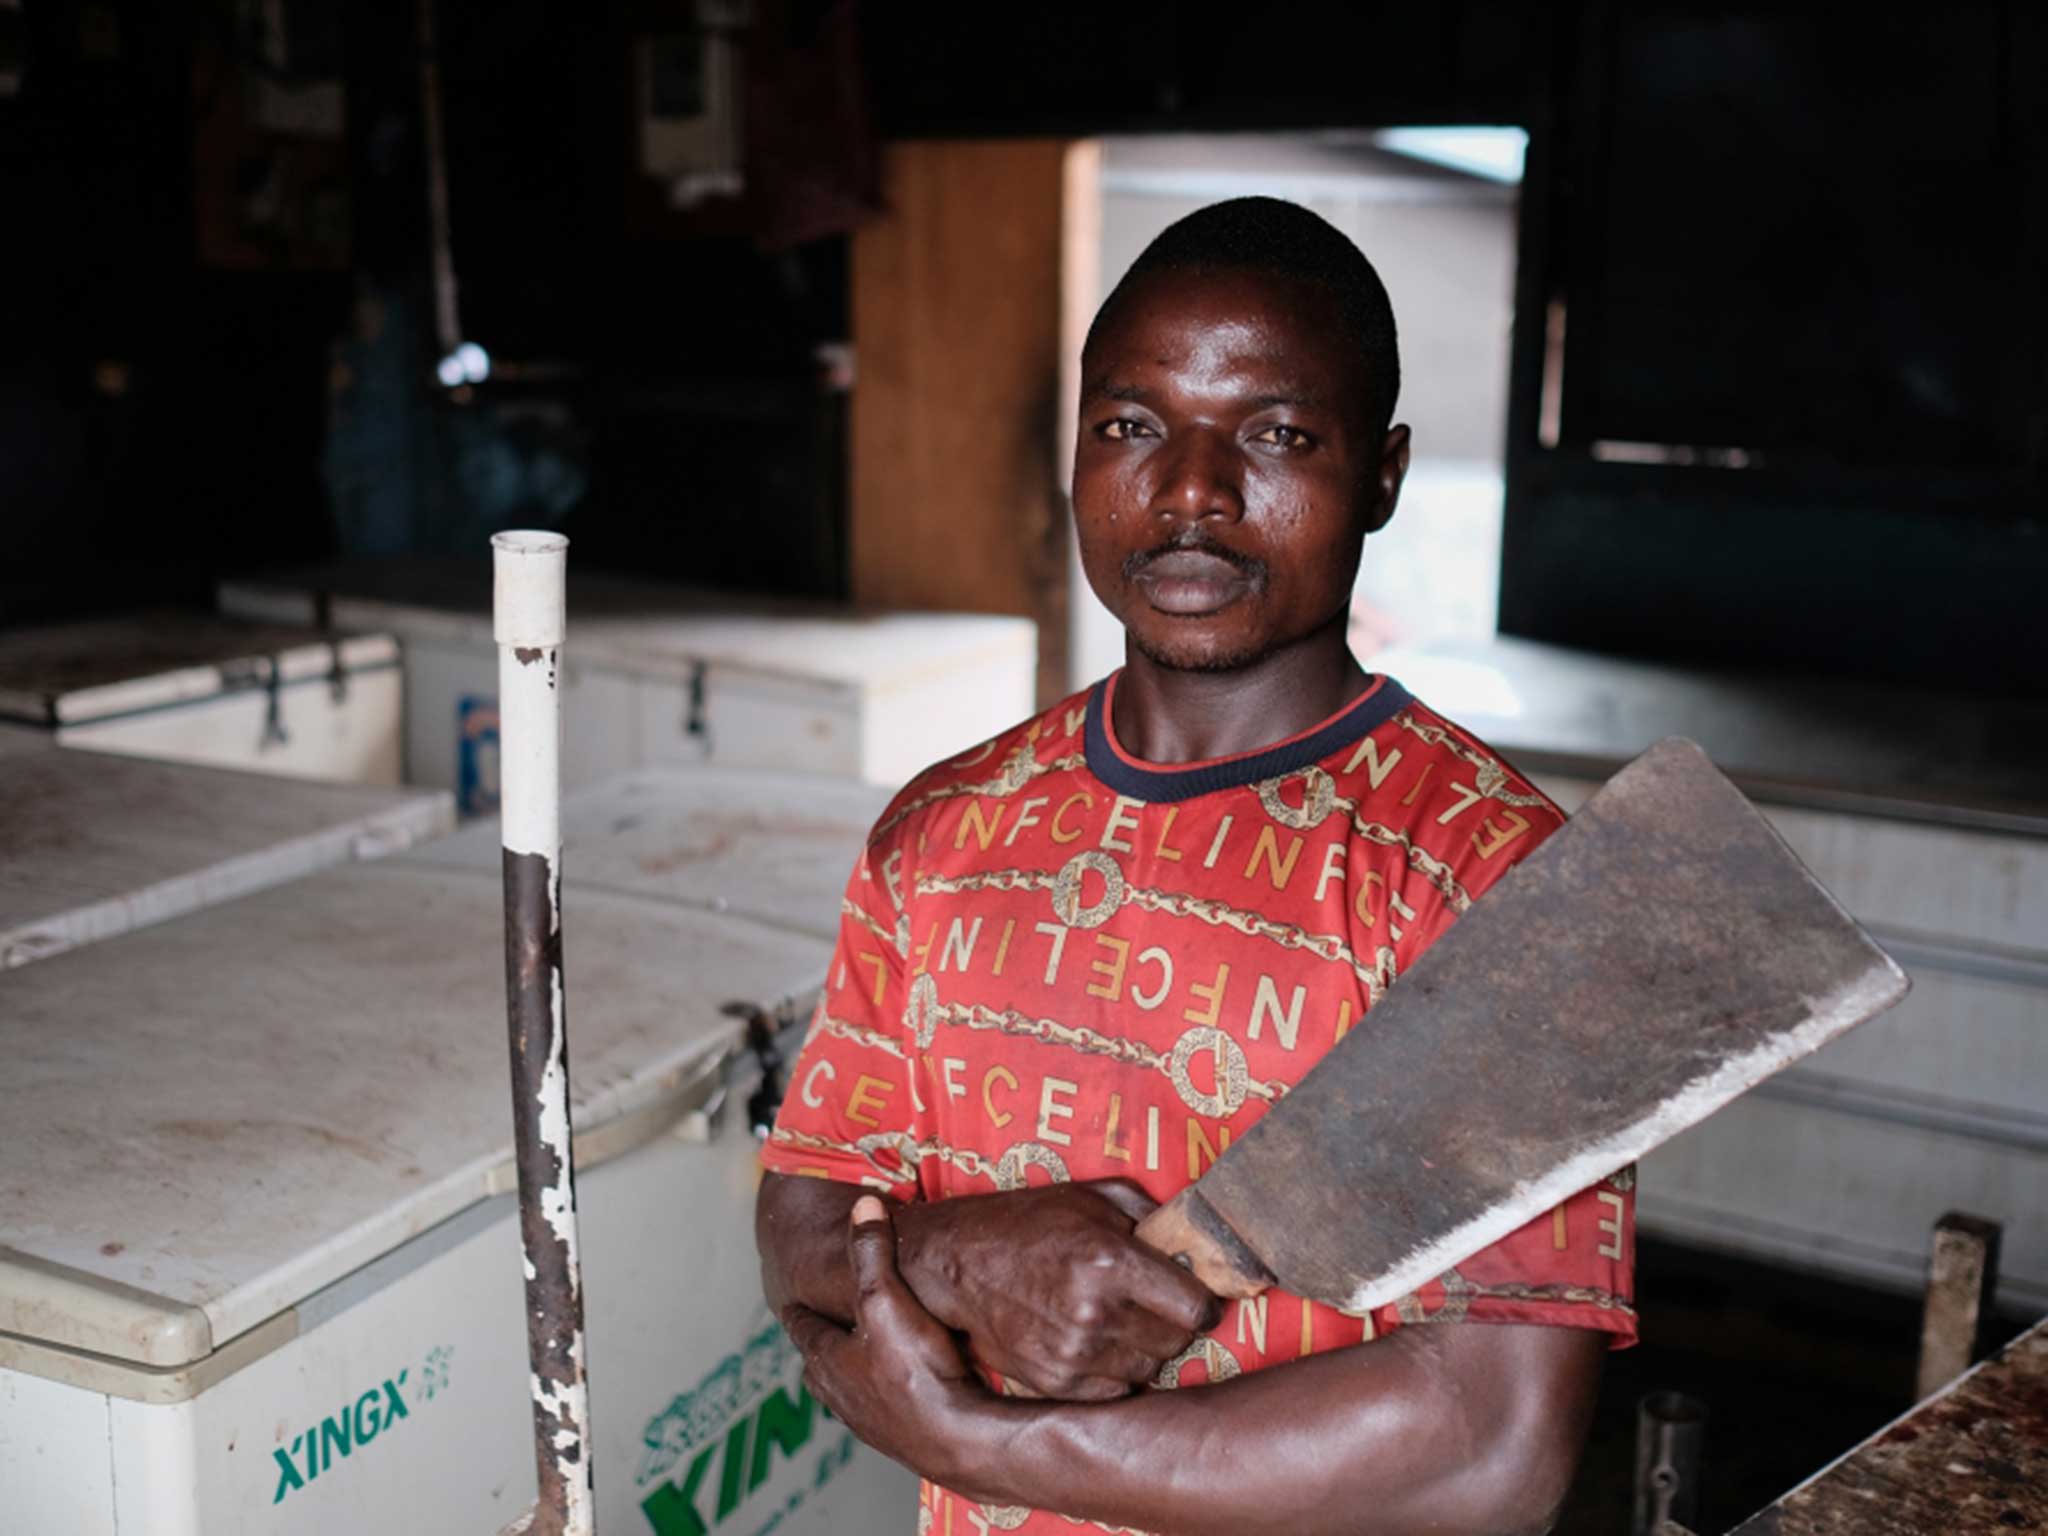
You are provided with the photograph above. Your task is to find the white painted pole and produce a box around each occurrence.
[492,530,595,1536]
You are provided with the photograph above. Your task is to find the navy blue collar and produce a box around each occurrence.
[1083,673,1414,804]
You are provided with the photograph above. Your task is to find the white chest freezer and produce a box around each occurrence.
[400,764,889,943]
[0,777,915,1536]
[0,612,404,784]
[0,746,451,969]
[219,559,1037,812]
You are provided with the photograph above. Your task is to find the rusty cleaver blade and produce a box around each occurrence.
[1132,737,1910,1312]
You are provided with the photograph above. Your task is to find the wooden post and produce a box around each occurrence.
[1916,1211,2002,1400]
[850,139,1089,703]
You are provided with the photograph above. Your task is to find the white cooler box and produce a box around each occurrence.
[401,763,889,942]
[0,612,404,784]
[0,772,914,1536]
[219,560,1037,812]
[0,745,451,969]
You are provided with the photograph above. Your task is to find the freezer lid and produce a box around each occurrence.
[0,747,452,969]
[398,765,888,943]
[0,611,400,726]
[219,559,1037,691]
[0,859,831,1368]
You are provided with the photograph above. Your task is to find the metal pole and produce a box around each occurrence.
[1916,1211,2003,1400]
[493,530,595,1536]
[418,0,462,362]
[1633,1390,1707,1536]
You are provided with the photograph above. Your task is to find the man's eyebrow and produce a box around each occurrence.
[1083,377,1149,403]
[1245,390,1326,411]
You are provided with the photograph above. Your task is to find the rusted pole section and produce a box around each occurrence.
[493,530,595,1536]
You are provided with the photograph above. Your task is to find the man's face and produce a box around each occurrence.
[1072,267,1407,674]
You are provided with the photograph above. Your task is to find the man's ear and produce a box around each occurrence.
[1363,424,1411,534]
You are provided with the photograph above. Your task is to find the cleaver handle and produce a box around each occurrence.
[1136,1186,1278,1300]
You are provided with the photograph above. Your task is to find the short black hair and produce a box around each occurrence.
[1085,196,1401,435]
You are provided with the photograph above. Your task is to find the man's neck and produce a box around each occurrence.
[1110,613,1369,764]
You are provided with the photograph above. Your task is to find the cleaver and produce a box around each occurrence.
[1133,737,1910,1312]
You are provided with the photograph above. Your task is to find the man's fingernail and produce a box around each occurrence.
[853,1195,887,1224]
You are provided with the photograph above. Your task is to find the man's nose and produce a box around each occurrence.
[1151,431,1245,524]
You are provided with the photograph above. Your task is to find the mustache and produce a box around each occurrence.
[1121,530,1267,583]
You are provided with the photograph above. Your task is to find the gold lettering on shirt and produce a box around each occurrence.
[911,922,938,975]
[1247,973,1307,1051]
[991,917,1015,976]
[1099,794,1144,855]
[1005,796,1048,846]
[1333,998,1355,1042]
[855,951,888,1005]
[1103,1092,1132,1162]
[1400,762,1434,807]
[1187,1117,1232,1178]
[1473,810,1533,861]
[1344,735,1403,789]
[982,1065,1018,1128]
[845,1074,894,1129]
[1131,945,1173,1010]
[1242,824,1304,891]
[1037,1076,1078,1146]
[1154,805,1185,862]
[1049,791,1094,844]
[955,800,1006,852]
[1087,934,1132,1001]
[1552,1204,1569,1250]
[1183,961,1230,1026]
[1355,869,1386,927]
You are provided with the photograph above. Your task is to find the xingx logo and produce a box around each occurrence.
[636,1314,858,1536]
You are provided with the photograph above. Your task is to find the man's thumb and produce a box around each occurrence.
[847,1194,898,1297]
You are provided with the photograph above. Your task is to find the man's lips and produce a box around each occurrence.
[1128,546,1263,616]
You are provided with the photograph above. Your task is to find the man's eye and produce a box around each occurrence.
[1253,424,1313,449]
[1098,418,1153,441]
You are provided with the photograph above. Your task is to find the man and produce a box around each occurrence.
[756,197,1634,1536]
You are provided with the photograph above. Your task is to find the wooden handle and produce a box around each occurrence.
[1134,1187,1276,1300]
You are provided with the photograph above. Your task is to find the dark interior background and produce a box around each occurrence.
[3,0,2043,686]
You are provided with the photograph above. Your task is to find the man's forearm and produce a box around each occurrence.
[921,1323,1600,1536]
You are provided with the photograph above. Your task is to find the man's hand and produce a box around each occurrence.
[757,1173,1219,1401]
[781,1197,997,1489]
[897,1178,1219,1400]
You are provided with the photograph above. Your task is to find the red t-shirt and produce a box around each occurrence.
[763,673,1637,1535]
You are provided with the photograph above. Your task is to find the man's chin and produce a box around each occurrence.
[1128,626,1270,674]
